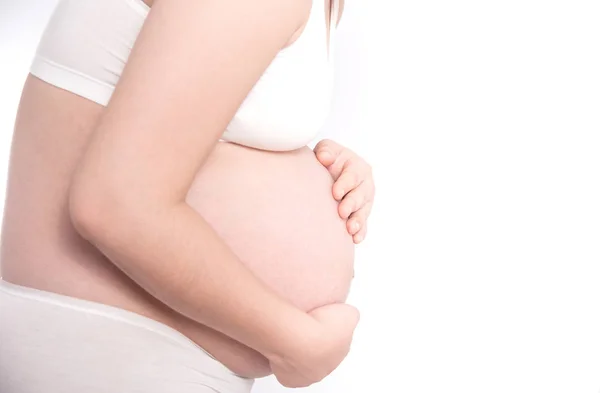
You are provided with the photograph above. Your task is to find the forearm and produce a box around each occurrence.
[71,200,312,359]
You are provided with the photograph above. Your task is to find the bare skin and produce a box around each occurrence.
[1,0,356,383]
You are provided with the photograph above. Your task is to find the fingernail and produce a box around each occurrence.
[351,221,360,233]
[354,234,364,243]
[336,189,345,199]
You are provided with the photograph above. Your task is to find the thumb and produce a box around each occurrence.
[314,139,350,180]
[314,139,344,168]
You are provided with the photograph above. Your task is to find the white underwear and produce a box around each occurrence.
[0,279,254,393]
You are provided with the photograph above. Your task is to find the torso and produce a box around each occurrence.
[0,0,352,378]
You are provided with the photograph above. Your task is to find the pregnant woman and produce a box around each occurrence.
[0,0,375,392]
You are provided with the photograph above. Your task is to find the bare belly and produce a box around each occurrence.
[189,142,354,311]
[0,76,354,377]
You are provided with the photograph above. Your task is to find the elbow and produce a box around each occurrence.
[68,181,112,243]
[68,179,137,246]
[68,166,175,250]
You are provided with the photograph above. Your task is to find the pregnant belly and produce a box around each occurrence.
[180,142,355,376]
[188,142,355,310]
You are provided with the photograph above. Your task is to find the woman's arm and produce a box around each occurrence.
[68,0,358,386]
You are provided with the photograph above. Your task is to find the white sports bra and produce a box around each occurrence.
[30,0,339,151]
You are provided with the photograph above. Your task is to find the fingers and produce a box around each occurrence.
[314,139,352,180]
[352,220,367,244]
[333,163,364,201]
[348,202,371,244]
[314,139,375,244]
[338,181,367,218]
[337,169,374,243]
[313,139,345,168]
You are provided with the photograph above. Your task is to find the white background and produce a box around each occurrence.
[1,1,600,392]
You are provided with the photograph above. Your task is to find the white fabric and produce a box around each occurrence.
[0,279,255,393]
[30,0,339,151]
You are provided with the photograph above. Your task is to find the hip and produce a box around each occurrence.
[0,279,255,393]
